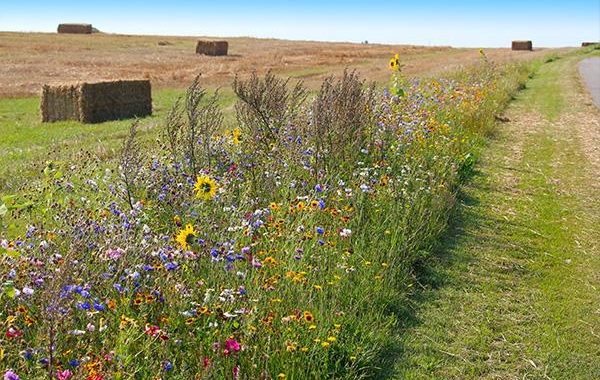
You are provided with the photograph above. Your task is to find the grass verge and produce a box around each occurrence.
[392,49,600,379]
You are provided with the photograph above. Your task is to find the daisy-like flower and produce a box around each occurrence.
[175,224,197,250]
[194,175,218,200]
[303,311,315,323]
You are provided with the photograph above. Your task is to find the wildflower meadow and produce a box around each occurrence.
[0,55,531,379]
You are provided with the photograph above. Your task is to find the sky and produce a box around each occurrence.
[1,1,599,47]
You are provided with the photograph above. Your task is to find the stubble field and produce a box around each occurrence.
[0,31,564,98]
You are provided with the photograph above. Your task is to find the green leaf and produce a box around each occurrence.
[1,247,20,258]
[3,281,16,298]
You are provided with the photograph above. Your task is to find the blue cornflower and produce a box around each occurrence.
[93,303,105,312]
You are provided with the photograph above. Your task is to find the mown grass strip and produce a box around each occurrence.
[392,50,600,379]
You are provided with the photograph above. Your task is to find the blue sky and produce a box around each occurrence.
[2,1,599,47]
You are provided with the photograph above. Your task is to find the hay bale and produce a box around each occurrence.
[41,85,82,122]
[57,23,93,34]
[41,80,152,123]
[512,40,533,51]
[196,40,228,56]
[581,42,599,47]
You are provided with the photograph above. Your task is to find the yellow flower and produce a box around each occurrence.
[194,175,218,200]
[175,223,197,250]
[231,128,242,145]
[327,336,337,343]
[303,311,315,323]
[263,256,278,266]
[389,53,400,71]
[321,341,330,348]
[278,374,287,378]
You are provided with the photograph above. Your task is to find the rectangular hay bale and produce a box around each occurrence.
[196,40,228,56]
[41,80,152,123]
[57,23,93,34]
[512,40,533,51]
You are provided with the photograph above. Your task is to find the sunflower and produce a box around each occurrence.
[194,175,218,200]
[175,223,197,250]
[389,53,400,71]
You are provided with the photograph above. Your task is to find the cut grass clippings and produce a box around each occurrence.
[392,49,600,379]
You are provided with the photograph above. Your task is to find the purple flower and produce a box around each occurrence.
[164,262,178,271]
[163,361,173,371]
[316,226,325,235]
[4,370,19,380]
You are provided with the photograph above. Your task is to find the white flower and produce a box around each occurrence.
[339,228,352,237]
[22,286,34,295]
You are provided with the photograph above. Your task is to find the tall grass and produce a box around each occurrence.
[0,56,531,379]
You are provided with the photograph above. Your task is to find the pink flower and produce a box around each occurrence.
[105,247,124,260]
[57,370,72,380]
[144,324,161,336]
[223,338,241,355]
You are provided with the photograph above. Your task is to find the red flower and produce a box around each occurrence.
[6,327,22,338]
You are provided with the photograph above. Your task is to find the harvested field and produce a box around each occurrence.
[0,32,568,98]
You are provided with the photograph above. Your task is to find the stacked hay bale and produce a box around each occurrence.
[57,23,93,34]
[41,80,152,123]
[196,40,228,56]
[512,40,533,51]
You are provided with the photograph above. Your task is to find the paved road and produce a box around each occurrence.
[579,57,600,109]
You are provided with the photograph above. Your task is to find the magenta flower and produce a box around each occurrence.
[223,338,241,355]
[56,370,72,380]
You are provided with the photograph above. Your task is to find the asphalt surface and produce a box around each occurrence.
[579,57,600,109]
